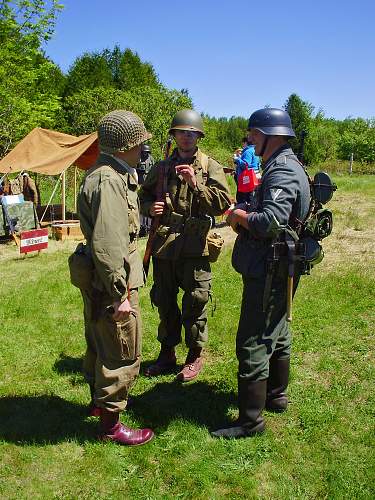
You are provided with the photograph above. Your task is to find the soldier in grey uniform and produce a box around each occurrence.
[77,110,154,446]
[212,108,311,439]
[139,110,231,382]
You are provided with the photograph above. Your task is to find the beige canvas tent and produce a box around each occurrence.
[0,128,99,221]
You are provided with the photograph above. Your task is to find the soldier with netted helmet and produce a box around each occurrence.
[75,110,154,445]
[139,109,231,382]
[212,108,311,439]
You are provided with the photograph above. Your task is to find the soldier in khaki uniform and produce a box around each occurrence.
[77,110,154,445]
[139,110,231,382]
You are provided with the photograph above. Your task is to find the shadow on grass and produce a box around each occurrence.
[53,354,83,376]
[130,379,237,432]
[0,382,237,445]
[0,395,97,445]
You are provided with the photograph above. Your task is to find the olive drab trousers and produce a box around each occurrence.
[236,261,301,382]
[150,256,212,349]
[81,287,142,412]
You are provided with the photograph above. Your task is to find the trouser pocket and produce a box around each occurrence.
[115,311,140,360]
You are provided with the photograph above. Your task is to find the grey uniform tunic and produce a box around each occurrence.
[232,145,310,381]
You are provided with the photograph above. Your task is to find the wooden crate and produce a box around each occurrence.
[51,221,84,241]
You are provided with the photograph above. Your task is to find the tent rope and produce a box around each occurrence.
[39,171,64,224]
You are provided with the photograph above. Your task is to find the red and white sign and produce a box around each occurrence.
[20,228,49,254]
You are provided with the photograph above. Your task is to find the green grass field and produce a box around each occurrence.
[0,175,374,499]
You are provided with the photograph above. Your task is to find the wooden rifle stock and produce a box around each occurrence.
[286,236,296,322]
[142,136,173,277]
[286,276,293,322]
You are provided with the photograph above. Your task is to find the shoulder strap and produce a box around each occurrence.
[200,152,209,174]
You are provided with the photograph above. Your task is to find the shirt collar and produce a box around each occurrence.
[171,147,199,164]
[103,152,138,183]
[262,144,292,170]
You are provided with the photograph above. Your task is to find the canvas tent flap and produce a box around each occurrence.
[0,128,99,175]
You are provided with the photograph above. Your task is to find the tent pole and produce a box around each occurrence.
[40,172,63,224]
[62,169,66,222]
[74,166,77,215]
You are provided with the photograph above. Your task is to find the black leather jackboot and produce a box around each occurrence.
[211,378,266,439]
[266,356,290,412]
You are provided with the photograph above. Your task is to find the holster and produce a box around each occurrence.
[262,239,304,312]
[68,242,94,291]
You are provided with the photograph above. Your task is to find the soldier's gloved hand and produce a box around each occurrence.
[175,164,197,189]
[112,298,136,322]
[150,201,165,216]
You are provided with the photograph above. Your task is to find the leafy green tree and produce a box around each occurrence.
[64,46,160,97]
[306,113,339,164]
[63,52,113,96]
[284,93,313,161]
[61,86,191,159]
[117,48,159,91]
[200,115,248,165]
[338,118,375,163]
[0,0,64,157]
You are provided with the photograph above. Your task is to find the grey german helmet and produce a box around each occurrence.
[247,108,295,137]
[169,109,205,137]
[98,110,152,153]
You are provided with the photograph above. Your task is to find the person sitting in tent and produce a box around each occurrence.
[21,172,39,206]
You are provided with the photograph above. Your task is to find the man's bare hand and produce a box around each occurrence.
[150,201,165,216]
[175,164,197,189]
[112,298,136,322]
[226,208,249,233]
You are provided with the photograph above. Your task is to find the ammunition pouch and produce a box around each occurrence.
[268,237,324,275]
[155,211,214,258]
[68,242,94,291]
[206,231,224,262]
[184,216,211,237]
[161,211,185,229]
[182,216,211,257]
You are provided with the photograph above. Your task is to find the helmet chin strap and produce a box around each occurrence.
[259,135,269,158]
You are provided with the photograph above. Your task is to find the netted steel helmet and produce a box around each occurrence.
[98,110,152,153]
[247,108,295,137]
[169,109,205,137]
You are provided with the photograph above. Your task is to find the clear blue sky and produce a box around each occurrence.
[44,0,375,120]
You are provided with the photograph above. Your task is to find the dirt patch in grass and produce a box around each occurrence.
[325,192,375,268]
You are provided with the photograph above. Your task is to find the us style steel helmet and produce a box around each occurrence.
[169,109,205,137]
[248,108,295,137]
[98,110,152,153]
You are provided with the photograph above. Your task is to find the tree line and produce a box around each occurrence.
[1,1,374,170]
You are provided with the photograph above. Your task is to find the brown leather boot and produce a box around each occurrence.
[99,409,154,446]
[176,347,203,382]
[266,357,290,412]
[211,379,266,439]
[87,385,101,417]
[144,345,177,377]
